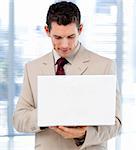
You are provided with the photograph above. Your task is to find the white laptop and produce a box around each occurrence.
[37,75,116,127]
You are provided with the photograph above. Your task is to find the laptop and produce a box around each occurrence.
[37,75,116,127]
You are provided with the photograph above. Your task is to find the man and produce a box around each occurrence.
[13,1,121,150]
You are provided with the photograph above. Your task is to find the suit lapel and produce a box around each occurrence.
[41,52,55,75]
[67,45,91,75]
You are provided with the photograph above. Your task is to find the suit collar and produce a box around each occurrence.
[67,44,90,75]
[42,52,55,75]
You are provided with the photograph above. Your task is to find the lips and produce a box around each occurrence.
[60,49,69,53]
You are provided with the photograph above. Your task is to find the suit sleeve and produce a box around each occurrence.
[13,64,41,133]
[80,60,122,149]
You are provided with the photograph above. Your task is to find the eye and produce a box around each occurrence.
[54,35,62,39]
[68,35,75,39]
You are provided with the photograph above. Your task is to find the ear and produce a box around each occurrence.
[44,25,50,37]
[78,24,83,34]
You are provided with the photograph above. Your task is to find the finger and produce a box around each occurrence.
[58,126,87,134]
[49,126,72,138]
[50,126,87,139]
[80,126,88,131]
[58,126,87,138]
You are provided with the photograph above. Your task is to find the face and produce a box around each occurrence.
[45,22,83,58]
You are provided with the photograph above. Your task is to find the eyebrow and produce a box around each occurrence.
[53,34,75,38]
[68,34,76,37]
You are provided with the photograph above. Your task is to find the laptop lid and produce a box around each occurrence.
[37,75,116,127]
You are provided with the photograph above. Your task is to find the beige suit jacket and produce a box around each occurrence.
[13,45,122,150]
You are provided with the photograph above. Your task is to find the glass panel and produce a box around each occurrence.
[122,0,136,134]
[0,0,9,136]
[77,0,117,60]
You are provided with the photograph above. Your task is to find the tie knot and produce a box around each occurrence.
[56,57,68,67]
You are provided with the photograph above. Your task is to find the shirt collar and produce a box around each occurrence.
[52,42,81,65]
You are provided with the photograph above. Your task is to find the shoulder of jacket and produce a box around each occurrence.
[80,45,113,63]
[26,52,52,66]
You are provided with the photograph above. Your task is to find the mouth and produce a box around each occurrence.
[60,49,69,53]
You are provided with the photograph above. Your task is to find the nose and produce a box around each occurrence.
[61,38,69,48]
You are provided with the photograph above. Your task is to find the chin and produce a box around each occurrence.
[60,54,68,58]
[59,52,70,58]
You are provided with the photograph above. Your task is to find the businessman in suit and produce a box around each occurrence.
[13,1,122,150]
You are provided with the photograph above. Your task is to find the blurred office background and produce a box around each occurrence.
[0,0,136,149]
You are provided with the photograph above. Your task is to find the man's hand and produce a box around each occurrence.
[49,126,87,139]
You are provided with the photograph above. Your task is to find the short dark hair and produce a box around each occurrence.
[46,1,81,31]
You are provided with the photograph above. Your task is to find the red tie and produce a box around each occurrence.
[56,57,68,75]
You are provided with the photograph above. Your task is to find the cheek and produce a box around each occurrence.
[71,39,78,47]
[53,38,61,45]
[51,39,59,48]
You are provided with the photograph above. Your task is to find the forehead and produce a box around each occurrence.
[50,22,78,36]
